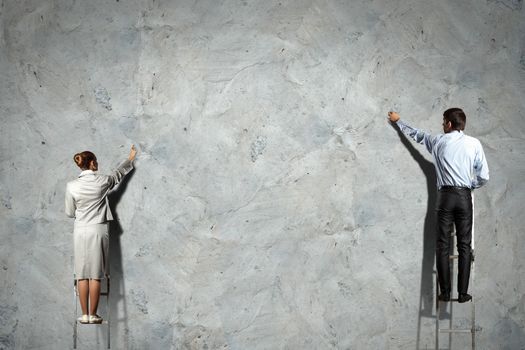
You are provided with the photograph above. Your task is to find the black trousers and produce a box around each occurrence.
[436,187,473,295]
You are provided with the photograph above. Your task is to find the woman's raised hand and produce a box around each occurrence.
[128,145,137,161]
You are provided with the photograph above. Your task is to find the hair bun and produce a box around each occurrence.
[73,151,96,170]
[74,153,83,167]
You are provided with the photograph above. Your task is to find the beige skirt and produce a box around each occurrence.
[74,222,109,279]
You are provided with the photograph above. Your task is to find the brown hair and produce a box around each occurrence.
[443,108,466,131]
[73,151,96,170]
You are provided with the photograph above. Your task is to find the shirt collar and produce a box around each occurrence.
[79,170,96,177]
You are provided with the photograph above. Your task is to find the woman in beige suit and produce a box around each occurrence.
[65,145,136,324]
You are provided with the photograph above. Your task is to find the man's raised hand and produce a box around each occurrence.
[388,111,400,122]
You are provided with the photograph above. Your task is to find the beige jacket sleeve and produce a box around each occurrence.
[65,183,77,218]
[106,159,134,191]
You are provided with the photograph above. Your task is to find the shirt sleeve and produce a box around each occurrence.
[65,184,76,218]
[106,159,134,190]
[472,142,489,188]
[396,119,438,154]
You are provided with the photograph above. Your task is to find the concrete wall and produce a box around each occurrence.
[1,0,524,348]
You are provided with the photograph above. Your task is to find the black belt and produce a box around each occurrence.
[439,186,471,192]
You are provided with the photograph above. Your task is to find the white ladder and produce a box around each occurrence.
[435,196,477,349]
[435,248,476,349]
[73,276,111,349]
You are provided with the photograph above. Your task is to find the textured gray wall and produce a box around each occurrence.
[1,0,524,349]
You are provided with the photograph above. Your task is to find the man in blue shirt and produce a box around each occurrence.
[388,108,489,303]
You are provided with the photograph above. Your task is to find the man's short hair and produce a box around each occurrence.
[443,108,466,131]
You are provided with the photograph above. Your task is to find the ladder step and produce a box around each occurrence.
[438,298,474,303]
[76,320,109,325]
[439,329,473,333]
[448,255,475,260]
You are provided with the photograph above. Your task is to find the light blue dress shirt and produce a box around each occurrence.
[396,120,489,189]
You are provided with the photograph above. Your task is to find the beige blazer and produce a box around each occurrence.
[65,159,134,224]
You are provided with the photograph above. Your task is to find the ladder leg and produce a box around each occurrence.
[449,234,455,349]
[435,269,439,350]
[472,300,476,350]
[449,295,453,348]
[107,276,111,349]
[73,279,78,349]
[471,194,476,350]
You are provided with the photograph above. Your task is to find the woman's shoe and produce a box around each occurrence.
[77,315,89,324]
[89,314,103,324]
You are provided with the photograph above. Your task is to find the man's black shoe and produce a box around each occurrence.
[438,293,450,302]
[458,293,472,303]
